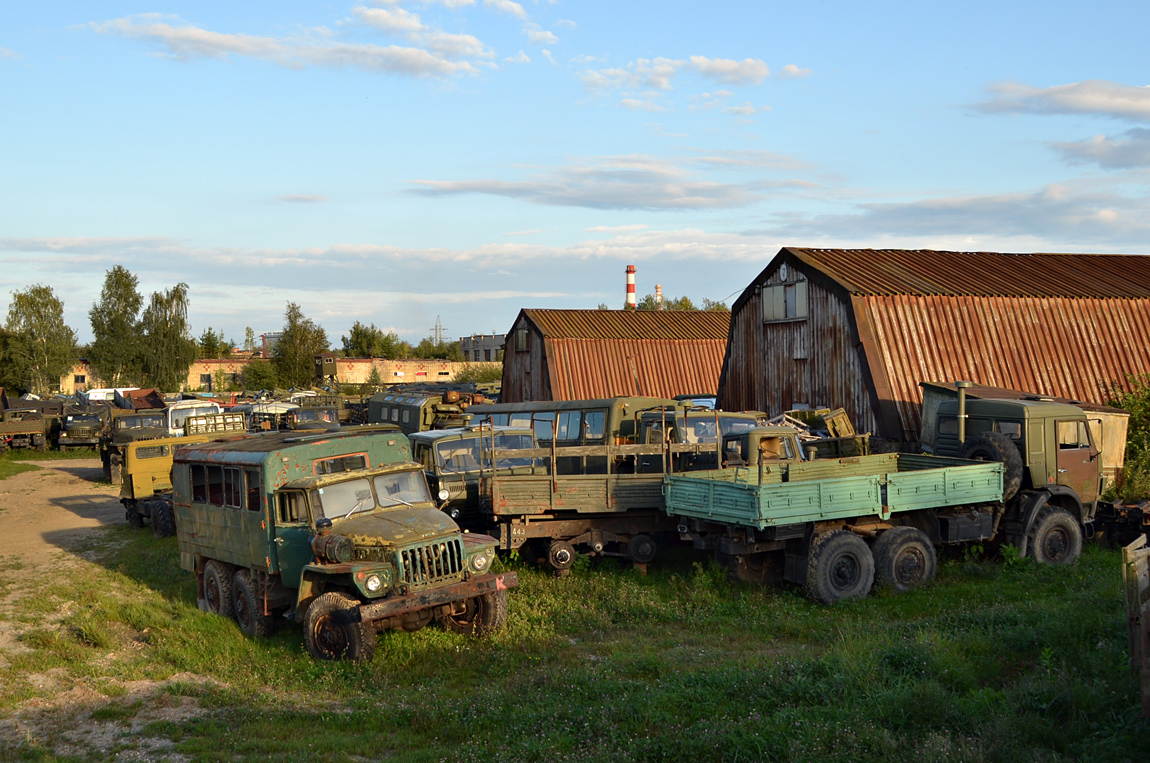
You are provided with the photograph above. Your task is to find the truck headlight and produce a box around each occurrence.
[437,488,450,501]
[365,574,382,592]
[471,553,490,572]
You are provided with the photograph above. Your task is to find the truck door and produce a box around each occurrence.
[1055,419,1100,504]
[273,490,314,589]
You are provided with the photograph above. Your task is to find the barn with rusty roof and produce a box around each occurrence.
[501,309,731,403]
[718,247,1150,443]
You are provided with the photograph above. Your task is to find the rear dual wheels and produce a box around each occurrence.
[805,530,875,604]
[202,560,233,617]
[872,527,936,593]
[233,570,274,638]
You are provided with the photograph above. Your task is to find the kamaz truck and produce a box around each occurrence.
[172,429,517,660]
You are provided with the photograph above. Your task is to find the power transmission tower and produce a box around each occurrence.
[430,316,446,344]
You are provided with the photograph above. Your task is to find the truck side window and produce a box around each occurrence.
[314,454,368,475]
[207,466,224,505]
[584,411,606,441]
[277,492,305,523]
[533,412,555,441]
[1057,420,1091,449]
[224,467,243,509]
[995,421,1023,440]
[556,411,581,442]
[191,465,207,503]
[245,469,262,512]
[938,418,958,435]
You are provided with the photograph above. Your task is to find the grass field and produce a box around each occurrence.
[2,528,1147,763]
[0,460,40,480]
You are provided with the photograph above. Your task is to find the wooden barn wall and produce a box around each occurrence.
[499,316,551,403]
[720,265,880,436]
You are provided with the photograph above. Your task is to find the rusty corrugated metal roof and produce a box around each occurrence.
[919,381,1126,414]
[523,309,731,341]
[517,310,729,401]
[786,248,1150,298]
[855,294,1150,438]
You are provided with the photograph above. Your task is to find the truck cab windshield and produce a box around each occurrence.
[308,470,432,519]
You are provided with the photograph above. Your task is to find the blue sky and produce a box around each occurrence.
[3,1,1150,345]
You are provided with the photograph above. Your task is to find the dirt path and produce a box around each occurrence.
[0,459,122,566]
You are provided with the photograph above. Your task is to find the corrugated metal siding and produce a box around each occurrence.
[719,269,880,433]
[523,309,731,340]
[857,295,1150,439]
[544,337,726,400]
[789,248,1150,299]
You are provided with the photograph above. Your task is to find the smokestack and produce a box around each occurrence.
[655,284,663,310]
[625,265,636,309]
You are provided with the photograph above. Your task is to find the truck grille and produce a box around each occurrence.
[399,538,464,586]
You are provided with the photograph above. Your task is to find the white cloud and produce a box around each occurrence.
[620,98,667,112]
[484,0,527,20]
[523,24,558,44]
[585,224,648,232]
[502,228,542,237]
[689,90,733,111]
[778,64,811,80]
[0,47,19,60]
[90,14,480,76]
[690,148,810,171]
[505,50,530,64]
[354,6,425,34]
[556,19,578,29]
[687,56,769,85]
[408,154,759,210]
[411,0,477,7]
[275,194,329,203]
[1053,128,1150,168]
[569,53,600,64]
[541,49,555,64]
[976,80,1150,122]
[722,102,767,116]
[580,57,682,91]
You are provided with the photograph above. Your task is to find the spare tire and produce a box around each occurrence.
[959,431,1023,501]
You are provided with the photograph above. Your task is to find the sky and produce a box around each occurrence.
[3,1,1150,346]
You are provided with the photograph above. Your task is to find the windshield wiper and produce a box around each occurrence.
[342,498,374,519]
[378,495,413,508]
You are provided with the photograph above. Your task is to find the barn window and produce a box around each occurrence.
[515,328,528,351]
[762,280,808,323]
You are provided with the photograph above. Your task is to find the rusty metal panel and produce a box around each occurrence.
[523,308,730,341]
[856,295,1150,439]
[1122,535,1150,718]
[787,248,1150,299]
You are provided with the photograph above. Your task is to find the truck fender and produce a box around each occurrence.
[1016,490,1083,558]
[1041,485,1086,523]
[296,568,349,618]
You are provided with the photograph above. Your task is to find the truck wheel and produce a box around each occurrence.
[203,561,234,619]
[232,570,274,638]
[35,436,46,453]
[1028,507,1082,565]
[304,591,376,661]
[959,432,1023,501]
[872,527,936,593]
[124,500,145,529]
[805,530,875,604]
[627,534,657,564]
[439,590,508,637]
[548,540,576,571]
[109,454,123,486]
[151,501,176,539]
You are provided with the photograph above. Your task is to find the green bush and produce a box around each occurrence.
[1106,373,1150,502]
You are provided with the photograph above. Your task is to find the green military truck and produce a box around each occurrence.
[666,400,1102,603]
[0,409,48,452]
[283,407,339,432]
[100,400,223,483]
[120,413,249,535]
[172,429,517,660]
[58,410,105,451]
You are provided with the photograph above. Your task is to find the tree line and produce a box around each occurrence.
[0,265,469,396]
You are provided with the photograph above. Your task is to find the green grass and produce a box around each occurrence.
[0,460,40,480]
[2,447,98,462]
[2,531,1148,762]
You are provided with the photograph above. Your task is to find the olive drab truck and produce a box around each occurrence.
[665,380,1107,604]
[172,429,517,661]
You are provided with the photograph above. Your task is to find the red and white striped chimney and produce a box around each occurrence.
[625,265,636,309]
[655,284,663,309]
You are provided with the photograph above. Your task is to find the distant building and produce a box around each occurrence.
[460,333,506,362]
[260,332,283,358]
[718,247,1150,443]
[501,309,730,403]
[314,354,468,385]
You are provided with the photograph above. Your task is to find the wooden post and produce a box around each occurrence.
[1122,535,1150,718]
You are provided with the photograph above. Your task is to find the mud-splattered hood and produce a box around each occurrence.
[333,505,458,547]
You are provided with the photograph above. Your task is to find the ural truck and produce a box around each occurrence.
[666,405,1101,603]
[0,409,48,452]
[119,413,248,535]
[172,429,517,660]
[100,401,223,483]
[57,411,104,451]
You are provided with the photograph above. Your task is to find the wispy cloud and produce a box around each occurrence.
[523,24,558,44]
[976,80,1150,122]
[90,13,481,76]
[688,56,769,85]
[408,155,760,210]
[556,19,577,30]
[620,97,667,112]
[502,228,542,237]
[778,64,811,79]
[585,224,648,232]
[483,0,527,20]
[722,101,768,116]
[275,194,329,203]
[691,149,808,171]
[505,50,530,64]
[0,47,19,60]
[1053,128,1150,168]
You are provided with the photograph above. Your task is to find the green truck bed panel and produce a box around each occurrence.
[491,474,664,515]
[664,454,1003,530]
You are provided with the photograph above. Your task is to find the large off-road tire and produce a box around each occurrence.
[1028,506,1082,565]
[202,560,234,619]
[438,590,508,637]
[108,454,123,487]
[805,530,875,604]
[547,540,576,571]
[232,570,275,638]
[959,432,1023,501]
[150,501,176,539]
[872,527,936,593]
[35,435,46,453]
[304,591,376,661]
[124,500,145,529]
[627,534,657,564]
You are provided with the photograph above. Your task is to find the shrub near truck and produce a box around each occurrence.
[171,429,517,660]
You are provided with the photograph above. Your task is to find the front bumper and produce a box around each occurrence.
[357,570,518,623]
